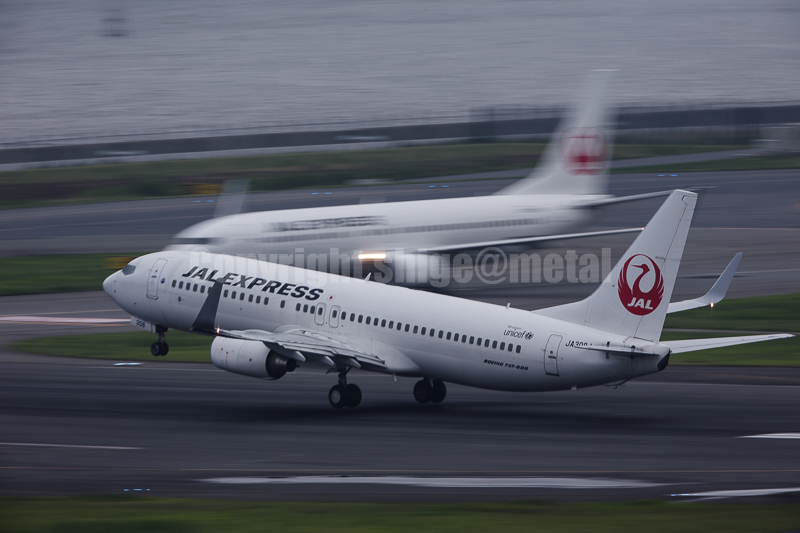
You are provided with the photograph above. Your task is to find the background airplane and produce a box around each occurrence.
[168,70,668,284]
[104,191,791,408]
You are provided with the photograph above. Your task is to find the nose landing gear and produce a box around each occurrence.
[150,326,169,356]
[329,367,361,409]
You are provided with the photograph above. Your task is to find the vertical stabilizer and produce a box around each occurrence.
[495,70,615,196]
[535,190,697,342]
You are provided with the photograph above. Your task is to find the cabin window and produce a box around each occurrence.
[477,337,482,345]
[318,307,324,316]
[396,322,401,330]
[223,290,229,297]
[171,280,176,287]
[454,334,459,342]
[341,312,346,320]
[201,286,205,294]
[439,330,444,339]
[413,326,418,334]
[485,339,490,347]
[430,329,435,337]
[469,336,474,345]
[264,297,269,305]
[231,291,237,299]
[296,303,301,311]
[193,284,198,292]
[446,332,452,340]
[405,324,410,332]
[280,300,285,308]
[303,304,308,313]
[310,306,316,314]
[500,342,505,350]
[179,281,184,289]
[421,327,426,335]
[359,315,363,323]
[239,293,245,301]
[381,319,386,327]
[332,310,338,318]
[388,321,394,328]
[256,296,260,303]
[492,340,497,349]
[516,345,521,353]
[508,344,513,352]
[462,335,467,343]
[248,294,253,302]
[351,314,356,322]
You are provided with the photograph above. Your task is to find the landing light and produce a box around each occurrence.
[358,253,387,261]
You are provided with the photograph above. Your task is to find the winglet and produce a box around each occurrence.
[667,253,743,313]
[191,280,224,333]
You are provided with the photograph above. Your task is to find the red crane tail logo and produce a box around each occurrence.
[560,127,606,175]
[617,254,664,316]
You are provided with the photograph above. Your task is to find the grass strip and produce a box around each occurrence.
[12,293,799,366]
[613,154,800,174]
[0,142,745,208]
[0,254,142,296]
[1,497,800,533]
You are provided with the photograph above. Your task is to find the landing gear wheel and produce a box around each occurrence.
[150,341,168,356]
[413,379,433,404]
[345,384,362,408]
[431,379,447,403]
[329,385,347,409]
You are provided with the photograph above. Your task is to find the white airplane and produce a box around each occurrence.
[167,70,667,284]
[104,190,791,408]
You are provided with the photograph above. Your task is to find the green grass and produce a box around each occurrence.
[13,331,212,363]
[0,142,745,208]
[1,497,799,533]
[0,254,145,296]
[663,293,800,333]
[614,154,800,174]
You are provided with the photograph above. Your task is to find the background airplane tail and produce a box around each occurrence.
[495,69,615,196]
[535,190,697,343]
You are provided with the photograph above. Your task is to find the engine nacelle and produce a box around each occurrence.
[210,337,297,380]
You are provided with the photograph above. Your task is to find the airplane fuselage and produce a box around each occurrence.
[105,250,665,393]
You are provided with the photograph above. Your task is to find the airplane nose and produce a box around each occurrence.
[103,272,117,296]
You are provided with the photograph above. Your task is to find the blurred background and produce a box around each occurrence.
[1,1,799,530]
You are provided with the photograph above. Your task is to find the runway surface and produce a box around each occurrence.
[1,356,799,502]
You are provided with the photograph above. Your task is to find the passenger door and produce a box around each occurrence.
[544,334,562,376]
[314,303,327,326]
[146,259,168,300]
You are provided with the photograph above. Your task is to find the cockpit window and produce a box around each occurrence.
[122,264,136,275]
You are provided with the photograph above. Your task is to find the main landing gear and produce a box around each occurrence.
[328,366,361,409]
[413,379,447,404]
[150,326,169,357]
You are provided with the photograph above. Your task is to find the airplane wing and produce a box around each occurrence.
[579,189,675,208]
[218,327,387,370]
[662,334,794,354]
[667,253,743,313]
[423,227,642,254]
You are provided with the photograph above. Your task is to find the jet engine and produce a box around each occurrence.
[210,337,297,380]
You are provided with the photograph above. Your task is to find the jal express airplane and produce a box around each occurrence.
[167,71,666,281]
[104,190,791,408]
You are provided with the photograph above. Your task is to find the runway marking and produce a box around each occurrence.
[0,316,129,325]
[672,487,800,500]
[0,442,141,450]
[739,433,800,440]
[203,476,660,489]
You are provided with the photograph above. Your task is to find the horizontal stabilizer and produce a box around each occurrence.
[424,227,642,253]
[663,334,793,354]
[668,253,743,313]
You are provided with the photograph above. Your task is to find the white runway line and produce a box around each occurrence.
[672,487,800,499]
[0,316,129,325]
[0,442,141,450]
[739,433,800,439]
[203,476,660,489]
